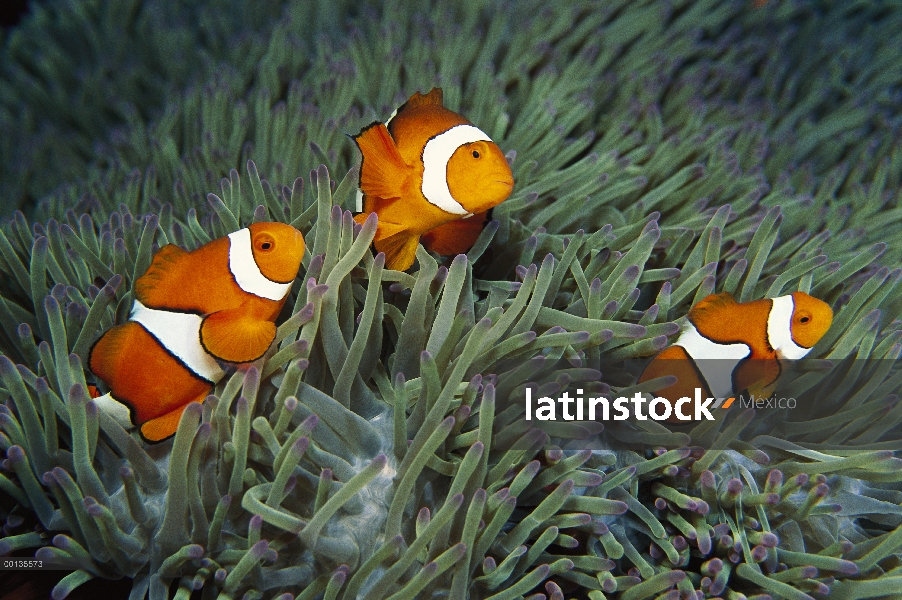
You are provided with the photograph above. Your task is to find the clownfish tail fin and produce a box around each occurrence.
[89,322,140,388]
[134,244,188,307]
[353,123,410,201]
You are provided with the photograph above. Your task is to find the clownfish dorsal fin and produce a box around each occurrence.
[395,88,444,117]
[199,307,277,363]
[688,292,737,325]
[387,88,444,134]
[353,123,411,201]
[134,244,189,307]
[406,88,444,108]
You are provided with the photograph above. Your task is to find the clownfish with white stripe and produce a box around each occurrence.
[89,222,305,442]
[352,87,514,271]
[638,291,832,421]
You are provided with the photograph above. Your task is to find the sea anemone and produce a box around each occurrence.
[1,0,901,598]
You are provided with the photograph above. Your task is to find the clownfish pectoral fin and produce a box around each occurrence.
[138,393,206,442]
[639,345,709,423]
[353,123,411,201]
[374,231,421,271]
[747,380,778,401]
[733,356,781,399]
[140,407,186,442]
[353,213,409,243]
[134,244,189,307]
[421,211,489,256]
[200,308,277,363]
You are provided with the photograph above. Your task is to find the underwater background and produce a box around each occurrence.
[1,0,902,598]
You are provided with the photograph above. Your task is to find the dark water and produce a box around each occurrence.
[0,0,28,29]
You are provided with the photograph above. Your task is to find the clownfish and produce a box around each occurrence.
[89,222,305,442]
[638,291,832,420]
[420,209,492,257]
[352,87,514,271]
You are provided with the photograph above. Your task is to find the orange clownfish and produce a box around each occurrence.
[352,87,514,271]
[639,292,832,420]
[89,222,305,441]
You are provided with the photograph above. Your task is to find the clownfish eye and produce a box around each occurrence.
[254,234,276,253]
[800,316,810,323]
[472,150,480,158]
